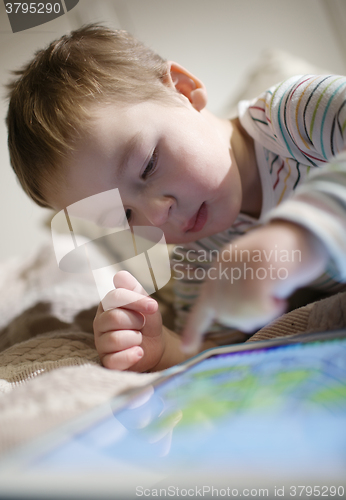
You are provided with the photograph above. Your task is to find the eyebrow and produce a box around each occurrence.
[116,131,142,178]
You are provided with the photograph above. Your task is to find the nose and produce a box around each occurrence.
[142,195,175,227]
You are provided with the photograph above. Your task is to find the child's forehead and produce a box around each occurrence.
[51,106,148,209]
[52,94,190,207]
[89,93,183,127]
[82,98,183,157]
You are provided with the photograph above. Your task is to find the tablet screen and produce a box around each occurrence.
[27,336,346,481]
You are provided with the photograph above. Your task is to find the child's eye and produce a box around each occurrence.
[126,209,132,222]
[142,148,158,179]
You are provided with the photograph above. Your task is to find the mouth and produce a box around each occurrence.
[184,202,208,233]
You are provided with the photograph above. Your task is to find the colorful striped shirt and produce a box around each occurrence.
[172,74,346,333]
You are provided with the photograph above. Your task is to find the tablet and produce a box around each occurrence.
[0,330,345,500]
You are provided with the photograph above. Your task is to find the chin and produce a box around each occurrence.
[164,232,201,245]
[205,218,231,236]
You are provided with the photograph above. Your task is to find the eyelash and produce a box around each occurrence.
[126,148,158,222]
[126,209,132,222]
[142,148,158,179]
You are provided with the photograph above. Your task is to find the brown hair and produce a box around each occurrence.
[6,24,170,208]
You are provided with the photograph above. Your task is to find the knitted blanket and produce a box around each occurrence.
[0,239,345,455]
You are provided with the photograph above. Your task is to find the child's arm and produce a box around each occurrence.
[183,154,346,352]
[93,270,215,371]
[181,220,328,351]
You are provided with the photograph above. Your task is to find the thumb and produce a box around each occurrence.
[113,270,148,296]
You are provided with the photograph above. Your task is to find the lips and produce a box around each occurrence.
[184,202,208,233]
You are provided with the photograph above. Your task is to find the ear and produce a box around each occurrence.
[164,61,208,111]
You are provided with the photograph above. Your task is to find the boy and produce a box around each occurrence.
[6,24,346,372]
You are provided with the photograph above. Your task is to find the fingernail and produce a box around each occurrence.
[146,300,156,312]
[135,347,143,358]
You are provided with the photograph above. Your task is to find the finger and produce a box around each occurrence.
[102,346,144,371]
[102,288,158,313]
[181,296,215,354]
[113,270,148,296]
[95,308,145,334]
[215,295,287,333]
[96,329,143,355]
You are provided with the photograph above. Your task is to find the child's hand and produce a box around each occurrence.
[93,271,165,372]
[182,221,328,352]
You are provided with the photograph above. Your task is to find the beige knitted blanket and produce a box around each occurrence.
[0,239,345,455]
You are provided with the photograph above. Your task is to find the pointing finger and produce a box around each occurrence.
[181,290,215,354]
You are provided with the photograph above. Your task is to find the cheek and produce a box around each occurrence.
[165,129,231,193]
[173,147,217,184]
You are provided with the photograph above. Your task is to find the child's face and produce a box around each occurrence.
[53,97,243,244]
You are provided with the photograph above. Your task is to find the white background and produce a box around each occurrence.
[0,0,345,262]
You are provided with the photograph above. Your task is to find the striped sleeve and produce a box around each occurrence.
[257,75,346,281]
[240,74,346,165]
[265,152,346,281]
